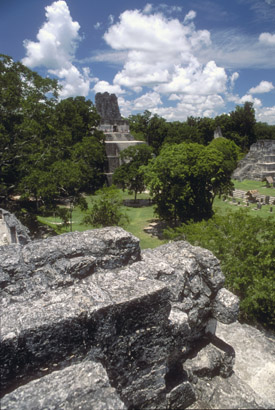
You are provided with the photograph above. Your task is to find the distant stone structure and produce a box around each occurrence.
[95,92,144,184]
[0,208,30,246]
[214,126,223,139]
[233,140,275,181]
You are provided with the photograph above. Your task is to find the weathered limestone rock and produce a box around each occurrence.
[1,361,126,410]
[216,321,275,408]
[184,341,235,380]
[212,288,239,324]
[187,373,273,409]
[0,224,273,409]
[0,227,140,303]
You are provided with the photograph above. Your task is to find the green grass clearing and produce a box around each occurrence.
[37,183,275,248]
[38,191,167,249]
[233,179,275,196]
[213,196,275,219]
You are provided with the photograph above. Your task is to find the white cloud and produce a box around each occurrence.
[94,22,102,30]
[155,61,227,96]
[239,94,262,108]
[119,92,224,121]
[249,81,274,94]
[200,29,275,69]
[102,8,226,100]
[230,72,239,88]
[108,15,115,25]
[259,32,275,46]
[152,93,224,121]
[133,92,162,109]
[256,106,275,124]
[143,3,153,14]
[23,0,80,69]
[184,10,196,23]
[93,80,125,95]
[22,0,91,98]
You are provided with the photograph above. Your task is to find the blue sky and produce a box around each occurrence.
[1,0,275,123]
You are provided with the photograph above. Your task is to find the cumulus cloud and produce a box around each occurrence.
[239,94,262,108]
[230,72,239,88]
[259,32,275,45]
[184,10,196,23]
[98,8,231,120]
[133,92,162,109]
[93,80,125,95]
[256,106,275,124]
[102,8,226,99]
[143,3,153,14]
[249,80,274,94]
[22,0,91,98]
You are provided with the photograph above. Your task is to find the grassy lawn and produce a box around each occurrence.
[38,182,275,249]
[233,179,275,196]
[213,196,275,219]
[38,191,167,249]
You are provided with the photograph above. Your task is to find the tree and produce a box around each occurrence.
[128,111,168,154]
[207,138,240,200]
[83,186,129,228]
[230,102,257,150]
[128,110,152,141]
[142,142,231,223]
[0,54,59,200]
[255,122,275,140]
[164,209,275,329]
[113,144,153,200]
[0,56,106,209]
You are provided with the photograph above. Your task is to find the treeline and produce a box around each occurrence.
[0,54,106,211]
[128,107,275,154]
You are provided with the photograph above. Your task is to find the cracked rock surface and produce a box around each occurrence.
[0,224,273,409]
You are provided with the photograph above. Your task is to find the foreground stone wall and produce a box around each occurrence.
[0,226,274,409]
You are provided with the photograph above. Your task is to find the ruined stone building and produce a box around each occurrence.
[95,92,144,184]
[233,140,275,182]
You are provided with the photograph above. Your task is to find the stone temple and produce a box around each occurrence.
[232,140,275,181]
[95,92,144,184]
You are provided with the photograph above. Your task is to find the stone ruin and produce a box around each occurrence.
[233,140,275,181]
[1,213,274,409]
[0,208,30,246]
[95,92,144,184]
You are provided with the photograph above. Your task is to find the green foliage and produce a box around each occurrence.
[142,141,238,223]
[215,102,257,150]
[0,56,106,209]
[113,144,153,200]
[255,122,275,140]
[0,54,59,199]
[164,209,275,329]
[83,186,129,228]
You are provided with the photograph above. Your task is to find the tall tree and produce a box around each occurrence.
[113,144,153,200]
[230,102,256,149]
[0,54,59,200]
[142,142,237,223]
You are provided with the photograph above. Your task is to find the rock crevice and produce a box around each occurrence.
[0,223,274,409]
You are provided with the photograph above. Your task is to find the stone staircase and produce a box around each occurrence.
[233,140,275,181]
[104,132,144,184]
